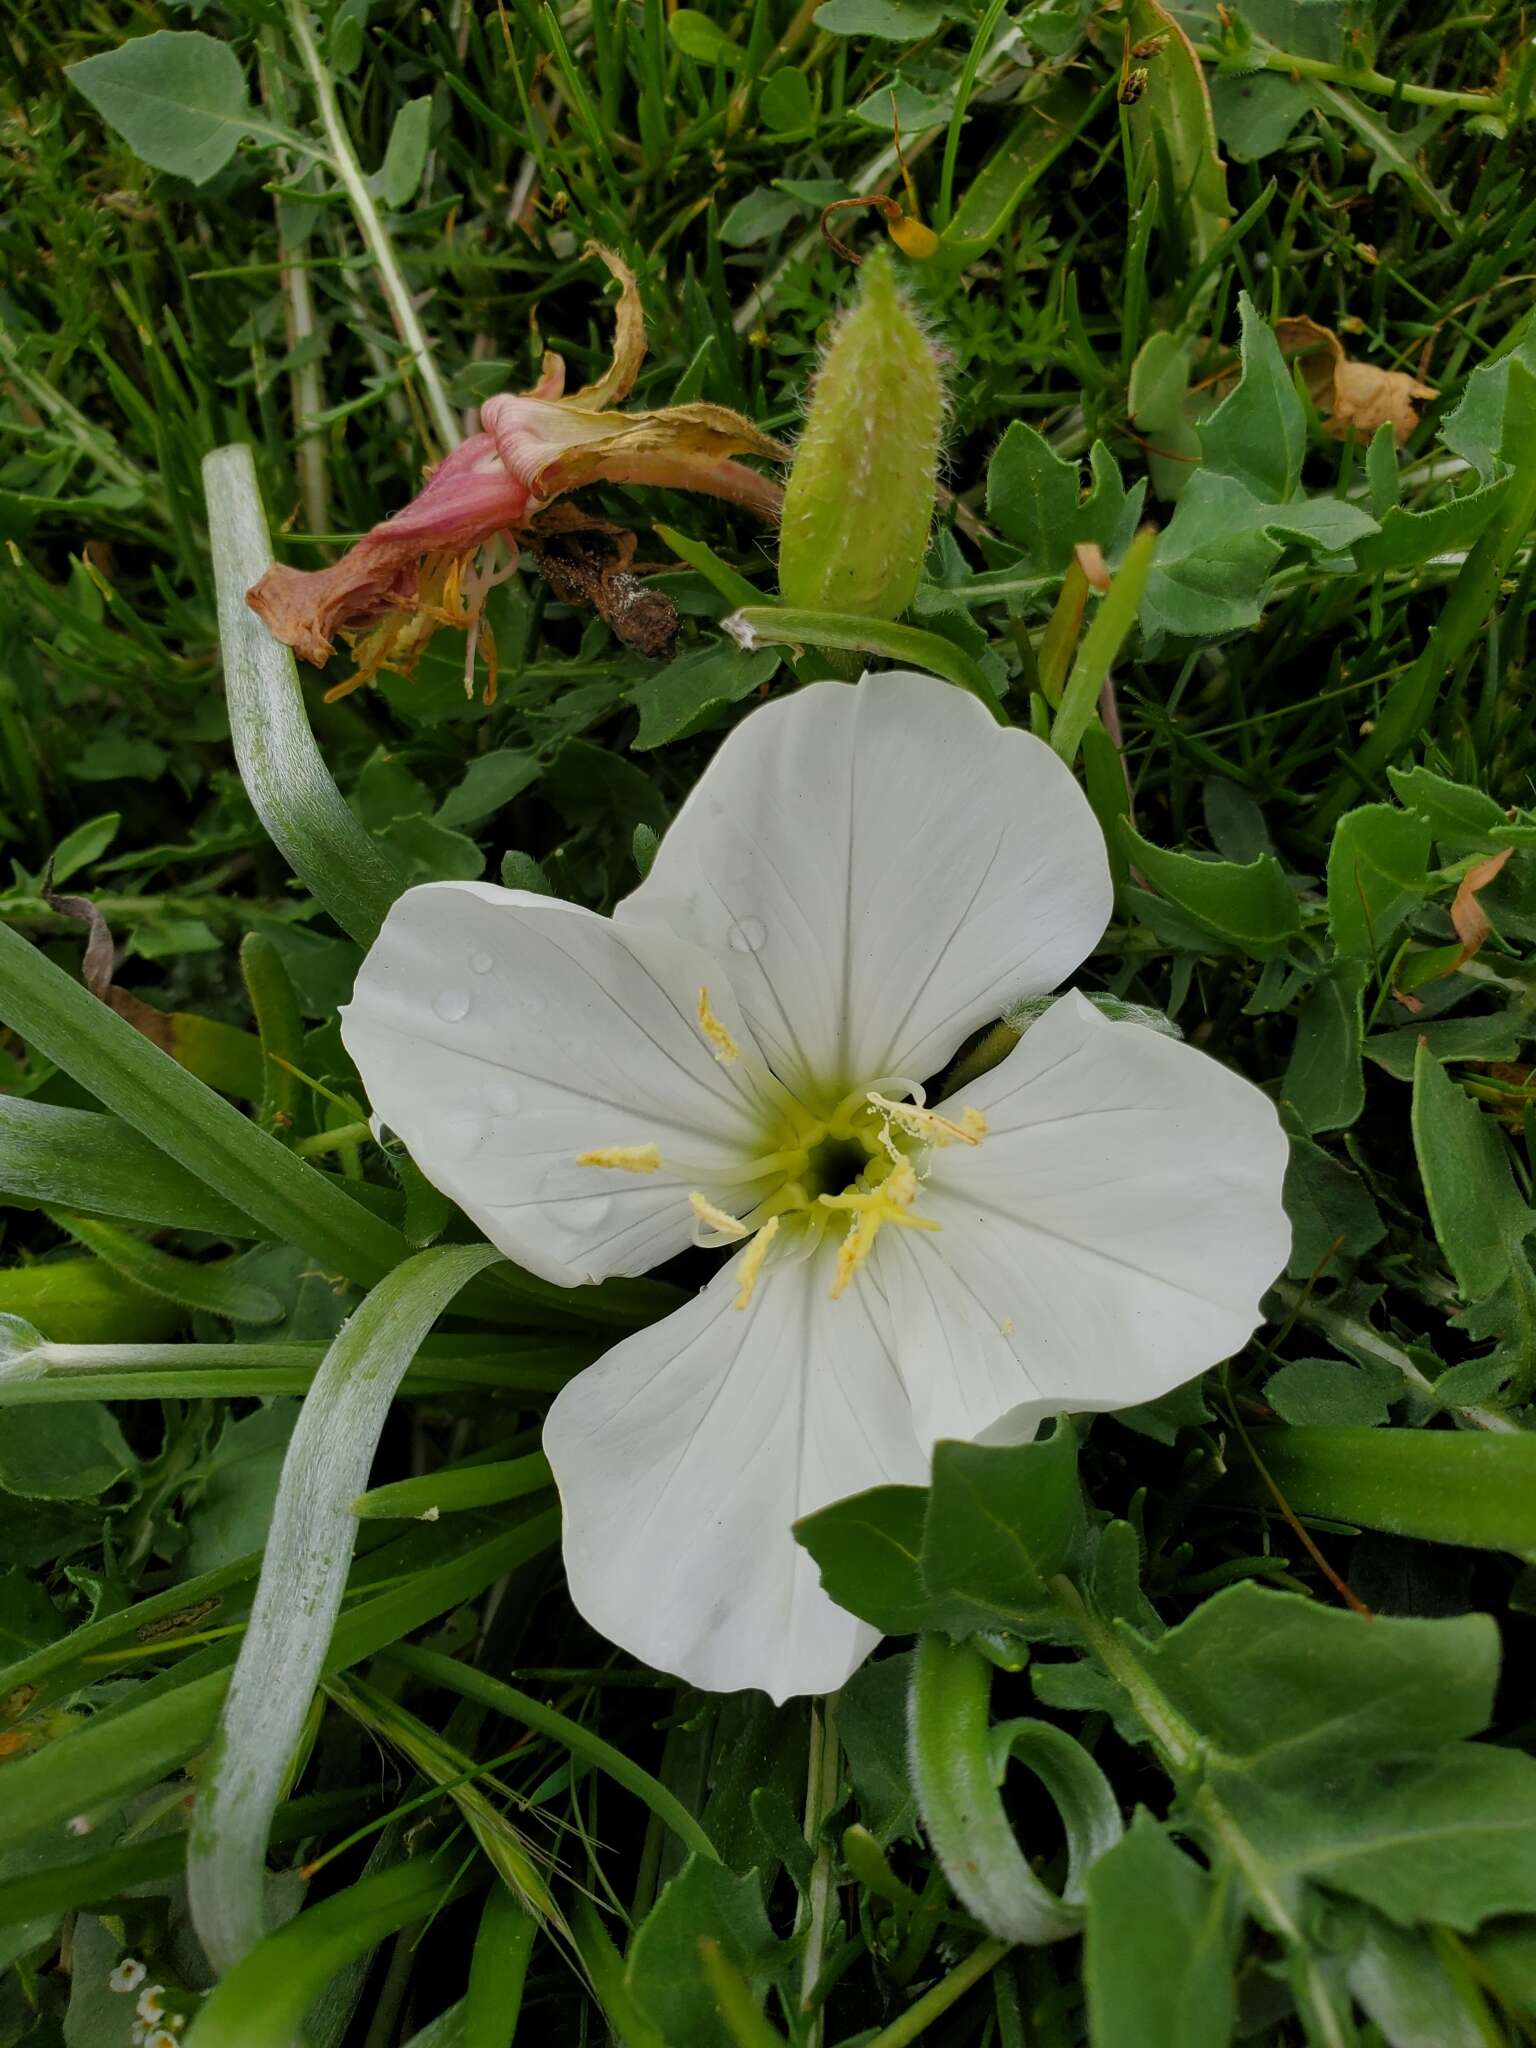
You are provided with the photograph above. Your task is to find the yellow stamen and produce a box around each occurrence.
[734,1216,780,1309]
[867,1092,987,1147]
[576,1144,661,1172]
[690,1191,749,1240]
[696,987,740,1064]
[832,1211,881,1299]
[820,1159,939,1298]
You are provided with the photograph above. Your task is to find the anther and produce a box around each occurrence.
[867,1092,987,1147]
[690,1191,750,1240]
[696,987,740,1064]
[576,1144,661,1172]
[734,1216,780,1308]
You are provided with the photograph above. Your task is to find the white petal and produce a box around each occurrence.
[615,673,1112,1102]
[341,882,782,1286]
[543,1237,927,1700]
[872,993,1290,1437]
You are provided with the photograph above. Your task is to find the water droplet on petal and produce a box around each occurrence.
[433,989,470,1023]
[469,951,494,975]
[522,993,548,1019]
[728,915,767,955]
[484,1080,521,1117]
[563,1196,611,1231]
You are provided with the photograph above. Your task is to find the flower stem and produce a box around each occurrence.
[724,607,1009,721]
[284,0,459,453]
[1187,40,1498,115]
[797,1693,842,2045]
[862,1939,1012,2047]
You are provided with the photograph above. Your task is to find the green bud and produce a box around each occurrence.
[777,249,944,621]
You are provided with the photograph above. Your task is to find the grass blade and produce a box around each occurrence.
[187,1241,505,1971]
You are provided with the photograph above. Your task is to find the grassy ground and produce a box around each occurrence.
[5,0,1536,2041]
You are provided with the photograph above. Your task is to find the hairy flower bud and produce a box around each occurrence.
[777,249,944,620]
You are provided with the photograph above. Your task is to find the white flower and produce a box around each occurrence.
[109,1956,147,1995]
[343,674,1289,1701]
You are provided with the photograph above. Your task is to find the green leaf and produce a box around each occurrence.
[759,68,812,132]
[719,187,802,248]
[1263,1356,1398,1426]
[1347,1906,1494,2048]
[67,31,255,185]
[48,810,121,887]
[1352,470,1512,574]
[1282,958,1367,1134]
[1123,0,1229,265]
[986,423,1082,572]
[1128,1580,1497,1769]
[1412,1043,1534,1302]
[813,0,945,39]
[918,1425,1086,1637]
[1281,1126,1384,1277]
[183,1857,465,2048]
[1238,1426,1536,1555]
[1201,294,1304,503]
[793,1485,929,1634]
[0,1404,134,1501]
[183,1404,297,1576]
[630,643,780,748]
[1084,1811,1237,2048]
[188,1243,504,1970]
[1129,332,1201,503]
[0,920,406,1291]
[1121,823,1302,957]
[625,1858,780,2048]
[1326,803,1431,960]
[374,95,432,208]
[1386,765,1526,853]
[48,1211,285,1325]
[937,75,1096,264]
[668,8,745,64]
[0,1099,260,1236]
[1441,335,1536,483]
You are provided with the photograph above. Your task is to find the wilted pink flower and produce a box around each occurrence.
[247,249,787,701]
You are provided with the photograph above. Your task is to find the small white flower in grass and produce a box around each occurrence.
[109,1956,147,1995]
[342,674,1290,1701]
[136,1987,166,2024]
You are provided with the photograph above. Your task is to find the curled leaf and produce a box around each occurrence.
[1275,316,1438,447]
[1450,845,1514,968]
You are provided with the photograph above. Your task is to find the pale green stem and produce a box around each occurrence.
[797,1694,842,2044]
[260,30,331,533]
[862,1940,1012,2048]
[1188,40,1499,115]
[284,0,460,452]
[724,606,1008,720]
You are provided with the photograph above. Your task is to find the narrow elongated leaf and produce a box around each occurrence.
[0,1513,558,1853]
[188,1242,504,1971]
[0,920,406,1289]
[185,1857,466,2048]
[1234,1426,1536,1554]
[48,1211,284,1324]
[0,1098,260,1237]
[204,443,408,948]
[1412,1042,1534,1302]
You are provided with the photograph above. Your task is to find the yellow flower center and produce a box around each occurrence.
[576,991,986,1308]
